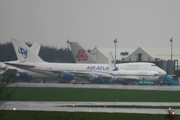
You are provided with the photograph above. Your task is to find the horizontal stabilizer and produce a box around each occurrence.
[30,43,41,55]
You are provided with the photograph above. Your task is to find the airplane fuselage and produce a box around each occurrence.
[109,70,160,81]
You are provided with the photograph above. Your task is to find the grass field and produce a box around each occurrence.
[1,87,180,120]
[1,87,180,102]
[0,111,179,120]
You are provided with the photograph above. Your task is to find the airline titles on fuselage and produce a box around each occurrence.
[119,67,138,70]
[86,66,109,71]
[86,66,139,71]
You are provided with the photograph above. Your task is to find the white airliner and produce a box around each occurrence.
[1,43,49,81]
[5,39,166,83]
[95,52,160,82]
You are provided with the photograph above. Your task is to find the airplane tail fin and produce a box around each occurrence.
[69,42,98,63]
[11,38,44,63]
[108,52,118,71]
[30,43,41,56]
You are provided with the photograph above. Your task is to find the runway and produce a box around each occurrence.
[7,83,180,91]
[1,101,180,114]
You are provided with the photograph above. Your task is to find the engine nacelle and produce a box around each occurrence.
[111,77,118,82]
[18,72,33,81]
[62,72,74,80]
[0,62,8,74]
[92,75,103,82]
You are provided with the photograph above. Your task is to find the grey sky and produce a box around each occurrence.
[0,0,180,49]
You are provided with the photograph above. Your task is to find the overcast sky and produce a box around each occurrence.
[0,0,180,49]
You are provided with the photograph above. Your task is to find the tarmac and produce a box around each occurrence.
[1,101,180,114]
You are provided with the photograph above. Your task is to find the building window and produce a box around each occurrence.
[137,53,143,62]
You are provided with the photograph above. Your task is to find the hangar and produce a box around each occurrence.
[90,47,180,76]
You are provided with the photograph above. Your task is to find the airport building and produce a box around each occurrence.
[90,47,180,77]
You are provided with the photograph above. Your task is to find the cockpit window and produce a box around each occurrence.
[151,65,156,66]
[154,74,159,76]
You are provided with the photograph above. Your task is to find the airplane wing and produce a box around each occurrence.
[5,62,65,78]
[5,63,35,68]
[0,62,8,75]
[90,70,143,81]
[0,68,19,81]
[72,70,112,79]
[5,63,59,77]
[3,69,18,77]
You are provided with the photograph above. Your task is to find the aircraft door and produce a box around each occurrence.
[141,71,148,80]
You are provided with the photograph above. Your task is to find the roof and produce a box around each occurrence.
[95,47,180,62]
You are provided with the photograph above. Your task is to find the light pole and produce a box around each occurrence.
[66,39,70,63]
[170,37,173,74]
[113,39,117,63]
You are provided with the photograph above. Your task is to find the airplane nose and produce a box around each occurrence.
[160,70,167,76]
[163,70,167,75]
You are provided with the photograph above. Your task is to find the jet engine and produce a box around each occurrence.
[91,75,103,83]
[62,72,74,80]
[18,72,33,81]
[0,62,8,74]
[111,77,118,82]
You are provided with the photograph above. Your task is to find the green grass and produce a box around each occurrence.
[1,87,180,119]
[0,111,179,120]
[1,87,180,102]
